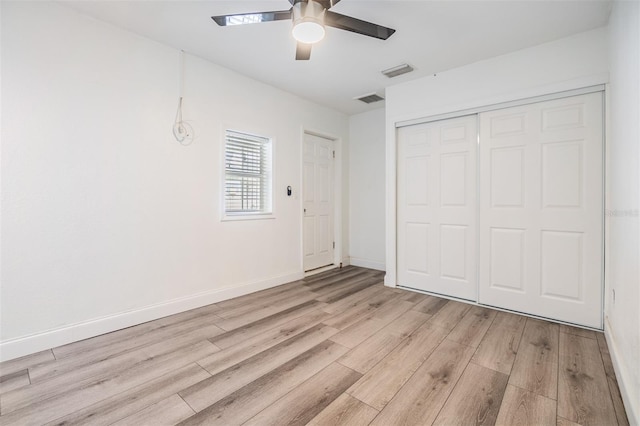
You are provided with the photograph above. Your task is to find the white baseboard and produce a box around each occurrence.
[349,257,386,272]
[604,317,639,426]
[0,271,304,362]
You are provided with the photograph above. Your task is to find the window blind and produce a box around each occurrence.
[224,130,272,214]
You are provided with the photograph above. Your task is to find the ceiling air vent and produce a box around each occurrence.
[381,63,414,78]
[355,93,385,104]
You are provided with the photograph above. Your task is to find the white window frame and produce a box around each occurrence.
[222,129,274,221]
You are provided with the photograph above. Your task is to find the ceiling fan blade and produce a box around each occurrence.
[296,42,312,60]
[316,0,342,9]
[324,10,395,40]
[288,0,341,9]
[212,9,292,26]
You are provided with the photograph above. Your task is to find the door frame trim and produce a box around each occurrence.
[395,85,605,128]
[300,128,343,273]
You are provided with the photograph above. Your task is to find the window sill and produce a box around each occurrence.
[221,213,275,222]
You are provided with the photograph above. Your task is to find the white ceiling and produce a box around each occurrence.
[61,0,612,115]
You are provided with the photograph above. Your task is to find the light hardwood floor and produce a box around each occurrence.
[0,266,629,425]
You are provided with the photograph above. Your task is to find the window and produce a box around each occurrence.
[224,130,272,217]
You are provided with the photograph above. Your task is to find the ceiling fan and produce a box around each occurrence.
[212,0,396,60]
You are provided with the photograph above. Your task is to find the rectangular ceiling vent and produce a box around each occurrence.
[355,93,385,104]
[381,63,414,78]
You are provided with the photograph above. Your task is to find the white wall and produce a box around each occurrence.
[348,108,386,271]
[384,27,609,287]
[606,1,640,423]
[0,1,349,361]
[386,27,609,122]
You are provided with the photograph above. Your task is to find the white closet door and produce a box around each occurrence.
[479,92,603,328]
[397,115,477,300]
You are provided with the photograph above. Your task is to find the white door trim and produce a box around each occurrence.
[300,128,343,273]
[396,85,605,128]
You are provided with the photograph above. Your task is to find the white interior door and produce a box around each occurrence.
[397,115,477,300]
[478,92,603,328]
[303,133,334,272]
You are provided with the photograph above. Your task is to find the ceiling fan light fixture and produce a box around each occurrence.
[292,21,325,44]
[292,1,326,44]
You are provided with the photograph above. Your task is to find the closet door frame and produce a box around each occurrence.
[387,85,605,329]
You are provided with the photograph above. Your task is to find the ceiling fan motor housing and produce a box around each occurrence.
[292,0,326,27]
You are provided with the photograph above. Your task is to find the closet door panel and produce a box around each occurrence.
[397,115,477,301]
[478,92,603,328]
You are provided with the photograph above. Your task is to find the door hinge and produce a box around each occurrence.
[332,150,335,159]
[333,241,335,249]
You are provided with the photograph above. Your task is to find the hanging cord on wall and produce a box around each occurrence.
[173,50,194,146]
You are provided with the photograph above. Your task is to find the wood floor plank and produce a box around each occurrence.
[302,267,366,289]
[0,350,54,377]
[557,416,582,426]
[428,300,472,332]
[596,333,630,426]
[29,322,223,383]
[0,369,30,394]
[3,335,219,415]
[338,310,430,374]
[51,303,221,360]
[411,294,449,315]
[494,384,556,426]
[307,393,379,426]
[321,285,386,315]
[557,332,618,425]
[303,271,370,294]
[177,340,349,426]
[243,362,361,426]
[329,299,414,348]
[111,394,195,426]
[347,321,448,410]
[0,341,219,424]
[317,276,381,304]
[215,285,317,320]
[197,310,330,376]
[397,290,428,303]
[471,311,526,374]
[323,289,400,330]
[595,333,616,378]
[433,362,509,426]
[370,339,476,426]
[45,313,224,373]
[180,324,339,412]
[214,281,304,310]
[559,324,598,340]
[508,318,559,399]
[44,363,210,426]
[210,300,326,349]
[447,306,497,348]
[308,268,374,289]
[215,290,319,331]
